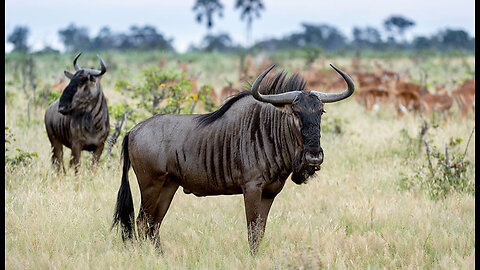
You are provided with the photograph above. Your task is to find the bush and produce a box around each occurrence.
[117,66,217,117]
[398,125,475,200]
[5,126,38,170]
[106,67,218,155]
[416,138,474,200]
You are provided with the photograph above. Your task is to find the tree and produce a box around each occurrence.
[192,0,224,32]
[438,29,474,50]
[201,32,235,52]
[92,26,116,51]
[352,26,383,50]
[302,23,346,50]
[252,37,292,51]
[383,15,415,45]
[127,25,174,51]
[58,23,92,53]
[412,36,433,50]
[235,0,265,48]
[283,23,346,51]
[7,25,30,53]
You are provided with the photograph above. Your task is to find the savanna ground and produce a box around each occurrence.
[5,51,475,269]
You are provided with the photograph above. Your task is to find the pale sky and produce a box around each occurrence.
[5,0,476,53]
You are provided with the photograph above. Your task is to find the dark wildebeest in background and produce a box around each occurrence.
[112,64,354,254]
[44,53,110,173]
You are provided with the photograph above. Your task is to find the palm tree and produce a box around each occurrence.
[192,0,224,33]
[235,0,265,48]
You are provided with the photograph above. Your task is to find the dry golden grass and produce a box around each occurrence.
[5,53,475,269]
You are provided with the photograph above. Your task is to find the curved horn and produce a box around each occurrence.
[312,64,355,103]
[90,54,107,76]
[82,55,107,76]
[251,64,301,104]
[73,52,82,71]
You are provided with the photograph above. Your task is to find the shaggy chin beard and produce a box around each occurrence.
[291,150,321,185]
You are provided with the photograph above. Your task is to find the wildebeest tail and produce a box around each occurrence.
[112,132,135,240]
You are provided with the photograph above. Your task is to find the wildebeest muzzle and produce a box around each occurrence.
[305,148,324,166]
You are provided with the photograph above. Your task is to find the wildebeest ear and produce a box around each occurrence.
[64,71,74,79]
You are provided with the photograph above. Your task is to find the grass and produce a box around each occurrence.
[5,51,475,269]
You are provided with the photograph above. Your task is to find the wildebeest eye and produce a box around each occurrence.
[80,76,89,83]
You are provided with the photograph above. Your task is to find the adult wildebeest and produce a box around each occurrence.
[113,64,354,254]
[44,53,110,173]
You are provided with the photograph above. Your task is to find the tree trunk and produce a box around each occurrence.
[246,19,252,50]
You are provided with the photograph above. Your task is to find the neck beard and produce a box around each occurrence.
[291,150,320,185]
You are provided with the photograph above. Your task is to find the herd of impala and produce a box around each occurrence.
[242,57,474,121]
[47,55,475,121]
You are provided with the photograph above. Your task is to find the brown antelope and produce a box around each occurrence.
[303,69,331,90]
[391,77,423,118]
[419,83,453,119]
[352,72,389,111]
[49,77,68,94]
[355,87,389,111]
[451,79,475,120]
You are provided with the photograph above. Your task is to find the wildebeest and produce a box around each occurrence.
[112,64,354,254]
[44,53,110,173]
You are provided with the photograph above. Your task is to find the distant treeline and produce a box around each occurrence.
[253,23,475,53]
[7,18,475,54]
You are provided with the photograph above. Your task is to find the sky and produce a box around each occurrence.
[5,0,476,53]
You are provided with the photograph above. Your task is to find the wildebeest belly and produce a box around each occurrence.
[176,170,244,196]
[180,184,243,197]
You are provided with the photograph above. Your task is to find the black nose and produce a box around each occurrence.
[305,150,323,165]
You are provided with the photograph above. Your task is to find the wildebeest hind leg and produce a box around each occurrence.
[137,174,179,251]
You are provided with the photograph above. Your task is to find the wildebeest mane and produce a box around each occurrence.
[196,91,251,127]
[196,71,306,127]
[257,71,306,95]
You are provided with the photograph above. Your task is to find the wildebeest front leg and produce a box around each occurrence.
[50,141,65,173]
[243,182,275,255]
[70,144,81,174]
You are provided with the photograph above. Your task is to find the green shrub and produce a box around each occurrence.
[398,131,474,200]
[417,138,474,200]
[5,126,38,170]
